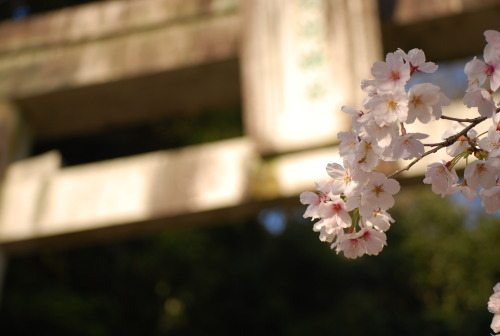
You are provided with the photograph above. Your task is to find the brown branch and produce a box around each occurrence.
[440,106,500,123]
[387,115,487,178]
[440,115,479,123]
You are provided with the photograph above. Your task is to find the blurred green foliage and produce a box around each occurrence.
[0,185,498,335]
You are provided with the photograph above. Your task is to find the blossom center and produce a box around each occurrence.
[332,203,343,211]
[390,71,400,80]
[411,95,422,106]
[387,99,397,110]
[486,64,495,76]
[372,184,384,197]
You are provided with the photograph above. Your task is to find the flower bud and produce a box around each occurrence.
[474,149,489,160]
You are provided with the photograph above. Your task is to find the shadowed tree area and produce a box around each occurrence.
[0,186,498,335]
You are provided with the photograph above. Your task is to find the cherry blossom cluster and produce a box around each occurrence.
[436,29,500,213]
[300,30,500,260]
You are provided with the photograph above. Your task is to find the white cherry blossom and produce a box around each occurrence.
[453,181,478,200]
[358,227,387,256]
[354,139,383,172]
[396,48,438,74]
[407,83,450,123]
[313,219,341,243]
[367,90,409,127]
[315,179,334,195]
[465,57,489,88]
[423,160,459,197]
[361,172,400,211]
[489,283,500,333]
[464,160,497,190]
[478,125,500,157]
[300,191,327,220]
[371,52,410,91]
[479,186,500,214]
[463,87,496,118]
[485,30,500,51]
[341,106,365,134]
[389,132,428,160]
[464,45,500,91]
[492,314,500,334]
[358,118,400,149]
[334,232,366,259]
[489,283,500,314]
[318,195,352,229]
[364,210,394,232]
[326,160,359,196]
[338,131,359,163]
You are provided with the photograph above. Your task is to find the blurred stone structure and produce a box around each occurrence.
[0,0,499,255]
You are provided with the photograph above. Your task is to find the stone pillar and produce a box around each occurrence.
[241,0,382,154]
[0,99,59,244]
[327,0,382,104]
[0,151,61,244]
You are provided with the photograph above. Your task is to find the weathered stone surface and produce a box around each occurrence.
[0,151,61,242]
[393,0,500,24]
[240,0,381,154]
[0,0,239,55]
[383,2,500,62]
[0,138,256,243]
[3,0,497,254]
[18,59,241,141]
[0,0,240,99]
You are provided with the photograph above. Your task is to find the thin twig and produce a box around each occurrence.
[440,106,500,123]
[440,115,478,123]
[464,134,478,152]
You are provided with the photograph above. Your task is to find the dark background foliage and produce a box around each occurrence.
[0,186,498,336]
[0,0,103,21]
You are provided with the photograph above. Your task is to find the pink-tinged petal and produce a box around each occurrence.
[336,235,366,259]
[416,62,438,73]
[377,193,395,210]
[384,179,401,194]
[300,191,319,205]
[326,162,344,179]
[491,314,500,333]
[485,30,500,48]
[336,211,352,228]
[490,64,500,92]
[371,61,389,79]
[465,58,488,85]
[483,44,497,64]
[366,211,394,232]
[480,186,500,214]
[465,160,497,189]
[313,219,326,232]
[407,48,425,64]
[360,228,387,256]
[457,184,477,200]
